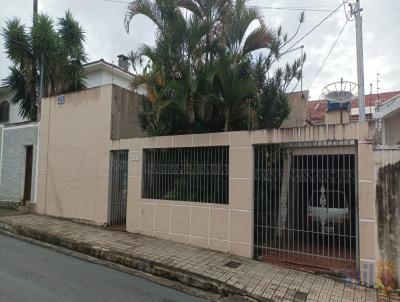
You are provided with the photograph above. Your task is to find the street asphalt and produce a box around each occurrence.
[0,233,209,302]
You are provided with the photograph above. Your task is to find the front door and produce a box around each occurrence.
[23,145,33,205]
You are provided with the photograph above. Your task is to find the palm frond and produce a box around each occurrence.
[242,24,276,55]
[2,18,31,65]
[125,0,163,32]
[31,14,57,61]
[3,65,38,120]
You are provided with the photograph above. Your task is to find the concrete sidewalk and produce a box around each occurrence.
[0,214,378,302]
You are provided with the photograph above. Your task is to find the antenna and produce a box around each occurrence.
[376,73,381,105]
[300,45,304,91]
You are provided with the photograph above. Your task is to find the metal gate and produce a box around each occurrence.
[254,141,358,277]
[108,150,128,228]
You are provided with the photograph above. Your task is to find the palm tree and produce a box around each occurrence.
[125,0,305,135]
[2,10,87,121]
[125,0,211,134]
[176,0,231,69]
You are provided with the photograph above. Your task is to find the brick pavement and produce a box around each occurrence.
[0,214,378,302]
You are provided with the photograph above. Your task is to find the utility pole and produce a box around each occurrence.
[33,0,41,204]
[33,0,38,20]
[351,0,366,122]
[33,0,44,120]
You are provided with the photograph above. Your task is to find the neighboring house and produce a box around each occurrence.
[0,86,26,124]
[373,93,400,145]
[307,90,400,148]
[307,91,400,125]
[0,87,35,206]
[83,55,134,90]
[0,123,38,206]
[0,56,136,206]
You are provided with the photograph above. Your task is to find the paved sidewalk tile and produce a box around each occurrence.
[0,214,379,302]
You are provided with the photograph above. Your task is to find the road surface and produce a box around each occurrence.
[0,233,209,302]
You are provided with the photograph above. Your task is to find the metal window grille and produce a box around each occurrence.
[142,146,229,204]
[108,150,128,228]
[254,140,358,277]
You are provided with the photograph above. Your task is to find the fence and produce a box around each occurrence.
[254,140,358,275]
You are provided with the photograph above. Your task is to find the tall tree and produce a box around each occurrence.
[2,10,87,121]
[125,0,305,135]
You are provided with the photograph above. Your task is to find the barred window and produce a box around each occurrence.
[142,146,229,204]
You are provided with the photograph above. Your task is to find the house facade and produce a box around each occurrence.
[307,91,400,127]
[4,59,400,288]
[35,84,400,287]
[0,57,134,206]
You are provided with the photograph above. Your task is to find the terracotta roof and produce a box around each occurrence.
[307,90,400,124]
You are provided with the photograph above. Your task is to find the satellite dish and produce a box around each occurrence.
[321,79,358,104]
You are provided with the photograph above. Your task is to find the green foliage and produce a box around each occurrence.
[126,0,306,135]
[253,79,290,129]
[2,10,87,121]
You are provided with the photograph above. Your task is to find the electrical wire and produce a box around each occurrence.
[283,2,345,54]
[102,0,344,12]
[249,6,344,12]
[307,19,349,90]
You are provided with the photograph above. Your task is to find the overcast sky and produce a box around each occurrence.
[0,0,399,100]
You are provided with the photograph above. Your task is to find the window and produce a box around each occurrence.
[0,101,10,123]
[142,146,229,204]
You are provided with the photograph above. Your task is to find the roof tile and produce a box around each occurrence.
[307,91,400,124]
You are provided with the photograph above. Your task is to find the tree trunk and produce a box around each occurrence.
[224,109,230,132]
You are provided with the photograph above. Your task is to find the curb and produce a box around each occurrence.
[0,220,261,302]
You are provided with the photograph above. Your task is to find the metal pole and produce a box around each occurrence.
[38,55,44,121]
[33,0,38,20]
[354,0,365,122]
[300,45,304,92]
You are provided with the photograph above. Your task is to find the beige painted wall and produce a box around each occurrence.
[123,132,254,258]
[325,109,350,125]
[36,85,114,224]
[36,86,378,266]
[124,123,375,260]
[280,91,308,128]
[110,86,144,140]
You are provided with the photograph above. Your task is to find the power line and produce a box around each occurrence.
[283,2,345,54]
[307,19,349,90]
[102,0,344,12]
[250,6,343,13]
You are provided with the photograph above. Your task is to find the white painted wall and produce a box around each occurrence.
[0,89,26,124]
[384,112,400,145]
[84,68,132,90]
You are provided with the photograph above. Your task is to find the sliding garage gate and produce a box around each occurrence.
[254,140,358,276]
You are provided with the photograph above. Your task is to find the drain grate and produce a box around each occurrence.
[225,261,242,268]
[294,291,308,302]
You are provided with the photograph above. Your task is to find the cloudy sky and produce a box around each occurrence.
[0,0,399,100]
